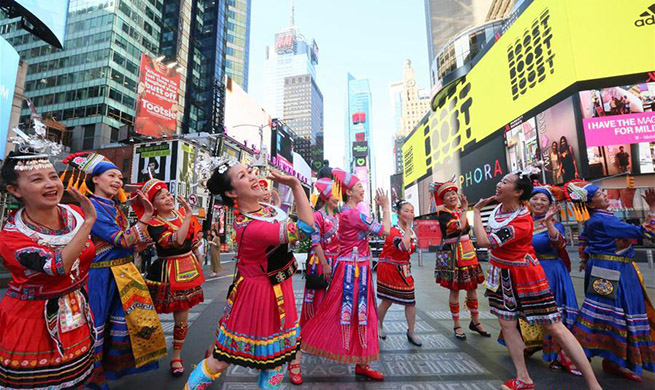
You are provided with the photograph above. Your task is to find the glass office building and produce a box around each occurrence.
[160,0,229,134]
[0,0,163,150]
[225,0,251,91]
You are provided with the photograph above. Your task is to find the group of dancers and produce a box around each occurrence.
[0,145,653,390]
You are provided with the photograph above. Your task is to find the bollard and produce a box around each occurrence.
[648,249,654,269]
[418,249,423,267]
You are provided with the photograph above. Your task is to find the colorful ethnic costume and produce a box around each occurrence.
[302,169,383,365]
[0,205,96,390]
[484,205,561,326]
[63,152,167,389]
[435,207,484,291]
[566,181,655,376]
[213,205,312,388]
[376,225,417,306]
[301,178,339,325]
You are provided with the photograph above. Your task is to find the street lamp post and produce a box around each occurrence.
[231,123,270,169]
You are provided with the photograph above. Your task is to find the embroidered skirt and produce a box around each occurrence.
[301,257,379,364]
[145,254,204,313]
[436,239,484,291]
[300,254,336,327]
[376,258,415,306]
[572,256,655,375]
[86,264,166,390]
[0,292,95,390]
[485,263,561,325]
[214,275,300,369]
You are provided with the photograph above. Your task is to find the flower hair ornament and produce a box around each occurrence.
[195,155,239,187]
[8,121,63,171]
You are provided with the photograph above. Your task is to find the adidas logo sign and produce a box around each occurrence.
[635,4,655,26]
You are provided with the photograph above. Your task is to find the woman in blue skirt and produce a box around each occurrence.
[567,181,655,382]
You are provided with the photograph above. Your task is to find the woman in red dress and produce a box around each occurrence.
[0,151,97,390]
[472,173,601,390]
[432,180,488,340]
[138,179,205,377]
[377,199,421,346]
[184,158,315,390]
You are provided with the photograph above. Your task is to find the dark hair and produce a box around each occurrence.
[514,173,534,201]
[394,199,411,212]
[147,158,159,170]
[207,167,235,207]
[1,151,23,188]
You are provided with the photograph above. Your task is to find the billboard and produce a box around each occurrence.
[0,37,19,157]
[458,132,508,201]
[134,54,180,138]
[535,97,583,184]
[579,82,655,175]
[132,141,177,183]
[402,0,655,186]
[224,76,272,153]
[352,141,369,158]
[9,1,69,48]
[275,31,296,53]
[271,119,294,164]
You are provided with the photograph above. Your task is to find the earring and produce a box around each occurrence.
[233,199,240,216]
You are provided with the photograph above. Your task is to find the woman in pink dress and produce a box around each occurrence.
[300,177,339,326]
[302,168,391,380]
[184,158,315,390]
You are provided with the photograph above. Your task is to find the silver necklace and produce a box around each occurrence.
[487,204,523,230]
[242,202,288,223]
[15,205,84,248]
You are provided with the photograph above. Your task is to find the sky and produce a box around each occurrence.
[248,0,431,193]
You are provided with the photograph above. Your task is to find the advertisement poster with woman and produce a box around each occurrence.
[536,97,583,184]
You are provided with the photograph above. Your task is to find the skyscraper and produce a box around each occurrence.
[262,1,322,170]
[345,73,374,208]
[225,0,251,91]
[0,0,163,150]
[282,74,323,170]
[160,0,229,134]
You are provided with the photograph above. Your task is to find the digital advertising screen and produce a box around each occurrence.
[0,37,19,157]
[11,0,69,48]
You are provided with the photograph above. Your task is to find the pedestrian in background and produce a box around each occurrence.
[208,230,222,277]
[197,231,207,266]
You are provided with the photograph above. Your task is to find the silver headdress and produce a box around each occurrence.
[195,154,239,187]
[515,166,540,180]
[8,120,63,171]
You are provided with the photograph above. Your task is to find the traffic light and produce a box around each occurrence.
[626,175,635,188]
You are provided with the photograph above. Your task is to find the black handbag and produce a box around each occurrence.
[305,273,328,290]
[305,255,328,290]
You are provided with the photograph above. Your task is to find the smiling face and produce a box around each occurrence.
[590,189,610,210]
[152,188,175,214]
[8,166,64,210]
[529,192,550,216]
[224,163,265,204]
[398,203,415,224]
[442,189,458,208]
[92,168,123,198]
[495,174,522,203]
[346,181,365,204]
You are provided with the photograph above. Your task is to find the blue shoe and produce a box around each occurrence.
[184,359,221,390]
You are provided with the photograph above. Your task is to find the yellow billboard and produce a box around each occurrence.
[403,0,655,185]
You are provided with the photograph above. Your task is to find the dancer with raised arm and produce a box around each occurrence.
[567,181,655,381]
[302,168,391,380]
[433,180,488,340]
[183,157,315,390]
[62,153,167,389]
[377,199,421,346]
[139,179,205,377]
[472,173,602,390]
[0,150,97,390]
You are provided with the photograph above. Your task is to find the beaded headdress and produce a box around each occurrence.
[195,155,239,188]
[61,152,127,202]
[8,120,63,171]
